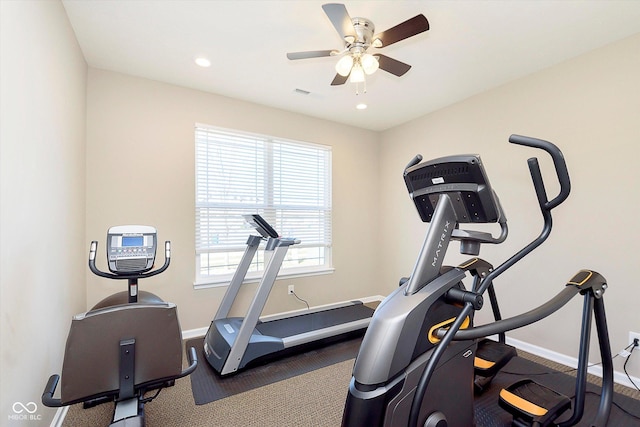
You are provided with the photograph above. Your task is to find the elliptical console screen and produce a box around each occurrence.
[106,225,157,274]
[404,155,500,224]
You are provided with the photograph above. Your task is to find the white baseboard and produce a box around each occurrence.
[49,406,68,427]
[506,336,640,390]
[183,326,208,340]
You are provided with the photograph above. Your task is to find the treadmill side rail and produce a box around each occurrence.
[282,317,371,348]
[214,235,262,321]
[219,244,291,375]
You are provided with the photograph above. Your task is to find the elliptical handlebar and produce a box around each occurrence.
[474,135,571,296]
[509,134,571,211]
[88,240,171,280]
[403,154,423,174]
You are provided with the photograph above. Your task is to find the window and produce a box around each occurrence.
[195,124,332,287]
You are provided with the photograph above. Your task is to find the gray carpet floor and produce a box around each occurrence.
[61,346,640,427]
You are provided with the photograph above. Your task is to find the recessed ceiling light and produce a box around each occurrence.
[195,57,211,68]
[356,103,367,110]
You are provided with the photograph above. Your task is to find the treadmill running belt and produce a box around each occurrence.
[255,303,375,338]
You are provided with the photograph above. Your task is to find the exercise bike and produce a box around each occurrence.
[341,135,613,427]
[42,225,198,427]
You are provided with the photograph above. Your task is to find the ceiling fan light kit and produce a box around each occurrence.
[361,53,379,74]
[286,3,429,94]
[336,55,354,76]
[350,64,365,83]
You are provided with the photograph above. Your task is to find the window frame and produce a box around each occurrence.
[194,124,333,288]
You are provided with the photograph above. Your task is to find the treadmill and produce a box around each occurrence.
[203,214,379,376]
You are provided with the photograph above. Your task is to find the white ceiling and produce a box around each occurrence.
[62,0,640,131]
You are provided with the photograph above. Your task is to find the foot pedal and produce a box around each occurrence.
[499,379,571,427]
[474,339,517,393]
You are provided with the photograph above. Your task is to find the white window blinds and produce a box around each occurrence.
[195,125,332,285]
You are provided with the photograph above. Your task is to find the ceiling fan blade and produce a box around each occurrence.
[287,50,336,60]
[376,54,412,76]
[322,3,356,41]
[331,73,348,86]
[373,14,429,47]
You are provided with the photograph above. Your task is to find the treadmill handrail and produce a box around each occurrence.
[218,243,292,375]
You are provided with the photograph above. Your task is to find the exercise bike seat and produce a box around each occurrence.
[58,302,183,404]
[91,290,165,310]
[498,378,571,427]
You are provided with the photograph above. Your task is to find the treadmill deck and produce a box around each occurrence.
[256,302,376,338]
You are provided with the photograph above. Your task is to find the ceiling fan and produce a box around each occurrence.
[286,3,430,89]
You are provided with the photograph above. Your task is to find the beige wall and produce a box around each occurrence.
[85,69,382,331]
[0,1,87,425]
[379,33,640,378]
[2,3,639,425]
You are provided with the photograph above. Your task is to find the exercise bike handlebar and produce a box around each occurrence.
[41,345,199,408]
[179,346,199,378]
[41,374,62,407]
[509,134,571,211]
[88,240,171,280]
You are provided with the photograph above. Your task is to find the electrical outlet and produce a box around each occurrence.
[288,285,294,295]
[629,331,640,347]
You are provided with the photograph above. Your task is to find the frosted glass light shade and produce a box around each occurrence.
[361,54,379,75]
[349,65,365,83]
[335,56,354,76]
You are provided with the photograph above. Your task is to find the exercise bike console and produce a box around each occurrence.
[105,225,157,273]
[89,226,171,305]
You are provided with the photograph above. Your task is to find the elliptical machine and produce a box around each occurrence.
[341,135,613,427]
[42,225,197,427]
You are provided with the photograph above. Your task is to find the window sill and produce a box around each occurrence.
[194,267,335,290]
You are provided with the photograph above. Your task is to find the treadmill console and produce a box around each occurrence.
[106,225,157,274]
[404,155,500,224]
[243,214,279,238]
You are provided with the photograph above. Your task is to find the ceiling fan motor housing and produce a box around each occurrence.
[349,18,375,52]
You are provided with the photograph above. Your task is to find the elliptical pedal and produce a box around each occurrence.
[474,339,517,393]
[498,378,571,427]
